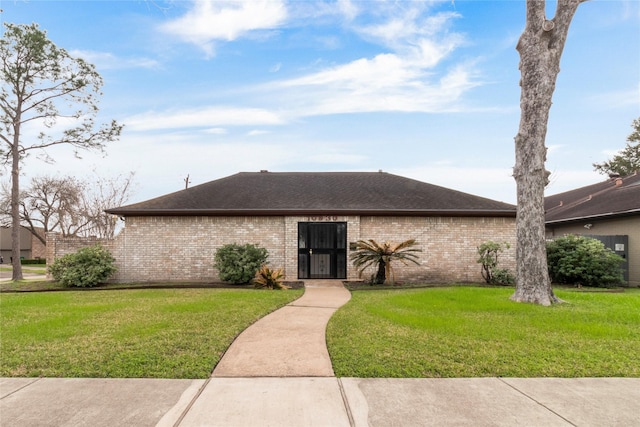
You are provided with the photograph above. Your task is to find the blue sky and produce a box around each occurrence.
[2,0,639,205]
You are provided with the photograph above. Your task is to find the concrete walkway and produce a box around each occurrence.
[2,280,640,426]
[213,279,351,377]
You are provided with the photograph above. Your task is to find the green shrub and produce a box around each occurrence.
[491,268,515,286]
[21,259,46,265]
[214,243,268,284]
[253,265,289,290]
[48,245,117,287]
[477,241,513,285]
[546,235,625,288]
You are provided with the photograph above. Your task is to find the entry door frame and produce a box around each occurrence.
[297,222,347,279]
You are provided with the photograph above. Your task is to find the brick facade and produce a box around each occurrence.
[47,215,516,284]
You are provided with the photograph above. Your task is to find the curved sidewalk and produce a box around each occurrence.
[212,279,351,377]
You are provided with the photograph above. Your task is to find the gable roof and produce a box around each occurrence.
[106,171,516,217]
[545,172,640,225]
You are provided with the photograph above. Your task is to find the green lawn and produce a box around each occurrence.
[0,288,302,378]
[2,286,639,379]
[327,287,640,378]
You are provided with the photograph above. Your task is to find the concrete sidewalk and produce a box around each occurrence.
[2,376,639,426]
[2,280,639,426]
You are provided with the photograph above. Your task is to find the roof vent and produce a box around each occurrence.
[615,177,623,187]
[260,170,269,173]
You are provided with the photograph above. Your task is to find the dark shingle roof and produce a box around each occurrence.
[106,171,516,217]
[545,172,640,224]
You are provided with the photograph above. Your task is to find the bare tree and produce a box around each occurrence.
[81,172,135,239]
[511,0,587,305]
[0,23,122,280]
[0,172,135,243]
[0,176,85,245]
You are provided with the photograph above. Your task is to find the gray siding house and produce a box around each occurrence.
[545,172,640,287]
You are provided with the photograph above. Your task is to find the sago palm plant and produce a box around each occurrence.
[350,239,422,285]
[253,265,290,290]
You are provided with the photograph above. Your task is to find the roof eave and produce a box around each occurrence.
[106,208,516,218]
[545,208,640,225]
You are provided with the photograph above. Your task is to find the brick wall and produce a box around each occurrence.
[47,214,515,284]
[358,216,516,283]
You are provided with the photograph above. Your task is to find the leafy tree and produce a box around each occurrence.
[0,23,122,280]
[593,117,640,177]
[511,0,586,305]
[214,243,268,284]
[547,235,625,288]
[350,239,421,285]
[477,241,514,285]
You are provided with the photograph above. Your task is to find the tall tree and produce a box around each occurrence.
[511,0,586,305]
[593,117,640,177]
[0,23,122,280]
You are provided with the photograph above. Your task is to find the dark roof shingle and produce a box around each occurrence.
[545,172,640,224]
[107,171,516,217]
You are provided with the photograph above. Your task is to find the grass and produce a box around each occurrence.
[0,288,302,378]
[327,286,640,378]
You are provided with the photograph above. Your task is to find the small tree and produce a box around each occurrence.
[477,241,514,286]
[1,23,122,280]
[547,235,625,288]
[350,239,421,285]
[593,117,640,177]
[48,245,117,287]
[214,243,268,284]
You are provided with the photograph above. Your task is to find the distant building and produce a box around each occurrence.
[545,172,640,287]
[0,226,46,261]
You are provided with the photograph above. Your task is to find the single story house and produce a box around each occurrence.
[545,172,640,287]
[49,171,517,283]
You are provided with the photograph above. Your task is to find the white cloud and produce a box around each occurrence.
[125,107,286,131]
[70,50,161,70]
[204,128,228,135]
[587,86,640,110]
[160,0,287,56]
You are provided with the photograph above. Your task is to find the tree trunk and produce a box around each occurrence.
[511,0,584,305]
[375,259,386,285]
[11,126,23,281]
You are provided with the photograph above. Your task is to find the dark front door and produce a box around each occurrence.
[298,222,347,279]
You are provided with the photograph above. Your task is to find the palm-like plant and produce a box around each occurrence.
[253,265,290,290]
[350,239,422,285]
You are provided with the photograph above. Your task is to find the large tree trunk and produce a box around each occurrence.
[511,0,584,305]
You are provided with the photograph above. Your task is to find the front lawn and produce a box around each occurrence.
[0,288,302,378]
[327,286,640,378]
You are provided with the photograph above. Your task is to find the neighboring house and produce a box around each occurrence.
[0,226,46,261]
[49,171,517,283]
[545,172,640,287]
